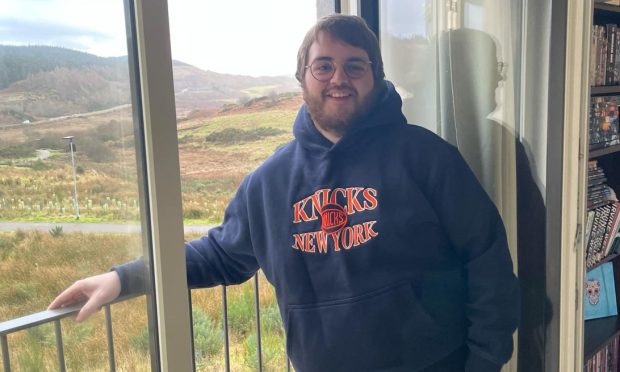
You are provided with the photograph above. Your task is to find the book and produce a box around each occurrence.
[606,24,617,85]
[589,95,620,150]
[584,262,618,320]
[603,202,620,257]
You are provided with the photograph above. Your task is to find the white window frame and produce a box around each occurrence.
[132,0,193,370]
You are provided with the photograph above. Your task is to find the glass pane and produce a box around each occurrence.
[0,1,155,370]
[379,0,438,133]
[167,1,315,370]
[380,0,550,370]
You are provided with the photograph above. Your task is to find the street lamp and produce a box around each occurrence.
[63,136,80,220]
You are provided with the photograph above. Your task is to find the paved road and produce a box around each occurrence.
[0,104,132,129]
[0,222,215,234]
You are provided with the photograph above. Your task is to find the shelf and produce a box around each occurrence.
[584,315,620,360]
[595,3,620,14]
[588,253,620,273]
[590,144,620,159]
[591,85,620,95]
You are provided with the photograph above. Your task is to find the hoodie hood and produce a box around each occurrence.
[293,80,408,155]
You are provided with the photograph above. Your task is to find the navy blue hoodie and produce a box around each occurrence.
[115,81,519,372]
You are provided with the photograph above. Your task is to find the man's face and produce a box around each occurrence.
[302,31,377,139]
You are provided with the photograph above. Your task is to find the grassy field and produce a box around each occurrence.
[0,92,301,224]
[0,230,288,372]
[0,92,303,370]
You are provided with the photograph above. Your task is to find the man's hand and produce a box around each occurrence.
[48,271,121,321]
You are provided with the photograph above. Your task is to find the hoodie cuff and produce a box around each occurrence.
[465,352,502,372]
[111,257,147,296]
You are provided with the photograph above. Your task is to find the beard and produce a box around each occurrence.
[303,82,380,138]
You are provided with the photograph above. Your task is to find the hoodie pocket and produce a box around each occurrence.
[285,281,451,372]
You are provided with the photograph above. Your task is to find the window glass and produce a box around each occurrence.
[379,1,552,370]
[0,1,155,370]
[379,0,438,132]
[167,1,315,370]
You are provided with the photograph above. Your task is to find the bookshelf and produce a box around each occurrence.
[584,3,620,370]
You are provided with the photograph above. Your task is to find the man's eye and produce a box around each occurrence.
[314,63,333,73]
[346,63,366,73]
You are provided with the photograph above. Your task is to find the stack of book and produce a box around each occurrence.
[592,22,620,86]
[586,161,620,269]
[585,334,619,372]
[589,95,620,150]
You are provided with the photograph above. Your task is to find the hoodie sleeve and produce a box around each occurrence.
[112,177,259,294]
[184,176,259,288]
[422,143,520,370]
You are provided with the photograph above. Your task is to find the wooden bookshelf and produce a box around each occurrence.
[588,253,620,272]
[585,4,620,367]
[591,85,620,95]
[595,3,620,15]
[584,315,620,360]
[590,144,620,158]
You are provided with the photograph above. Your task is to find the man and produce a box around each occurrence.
[50,14,519,372]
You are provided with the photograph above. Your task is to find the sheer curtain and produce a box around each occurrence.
[379,1,552,371]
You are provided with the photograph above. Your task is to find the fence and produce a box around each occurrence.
[0,274,291,372]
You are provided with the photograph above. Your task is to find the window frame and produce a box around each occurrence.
[128,0,193,370]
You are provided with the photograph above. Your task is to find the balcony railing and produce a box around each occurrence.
[0,274,291,372]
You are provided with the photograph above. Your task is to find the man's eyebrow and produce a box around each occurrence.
[311,56,368,62]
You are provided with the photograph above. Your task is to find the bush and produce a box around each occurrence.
[205,127,285,145]
[227,284,256,337]
[192,308,224,361]
[30,160,50,171]
[184,208,206,220]
[49,225,64,238]
[0,141,36,158]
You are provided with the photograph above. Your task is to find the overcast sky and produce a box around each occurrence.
[0,0,316,77]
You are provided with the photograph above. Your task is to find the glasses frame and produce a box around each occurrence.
[305,59,373,82]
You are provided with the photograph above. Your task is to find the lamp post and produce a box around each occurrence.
[63,136,80,220]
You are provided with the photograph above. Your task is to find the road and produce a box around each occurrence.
[0,222,215,234]
[0,104,132,129]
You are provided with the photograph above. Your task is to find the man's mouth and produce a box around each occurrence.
[326,91,354,98]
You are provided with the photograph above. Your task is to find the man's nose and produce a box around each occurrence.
[330,65,350,84]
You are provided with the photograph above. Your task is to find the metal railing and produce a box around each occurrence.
[0,274,291,372]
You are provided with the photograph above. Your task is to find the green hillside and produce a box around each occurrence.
[0,45,126,89]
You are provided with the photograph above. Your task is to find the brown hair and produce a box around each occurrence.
[295,14,385,84]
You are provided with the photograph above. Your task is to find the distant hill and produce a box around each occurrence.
[0,45,127,90]
[0,45,299,125]
[171,61,299,114]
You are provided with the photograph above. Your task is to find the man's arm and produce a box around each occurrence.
[48,176,259,320]
[422,144,520,371]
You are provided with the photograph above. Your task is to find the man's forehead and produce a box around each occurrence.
[308,31,369,60]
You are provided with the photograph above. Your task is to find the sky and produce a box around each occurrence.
[0,0,317,77]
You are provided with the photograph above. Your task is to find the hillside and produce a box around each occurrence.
[0,45,299,125]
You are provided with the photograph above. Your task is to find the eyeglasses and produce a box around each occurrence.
[305,59,373,82]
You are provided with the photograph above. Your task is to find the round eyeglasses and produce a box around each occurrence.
[305,59,373,82]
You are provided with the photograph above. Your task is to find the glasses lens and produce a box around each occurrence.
[344,61,369,79]
[311,60,335,81]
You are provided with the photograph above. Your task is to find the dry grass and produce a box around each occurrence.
[1,92,300,370]
[0,231,288,371]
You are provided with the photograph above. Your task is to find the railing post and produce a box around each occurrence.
[104,305,116,372]
[254,274,263,372]
[1,334,10,372]
[222,286,230,372]
[54,320,66,372]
